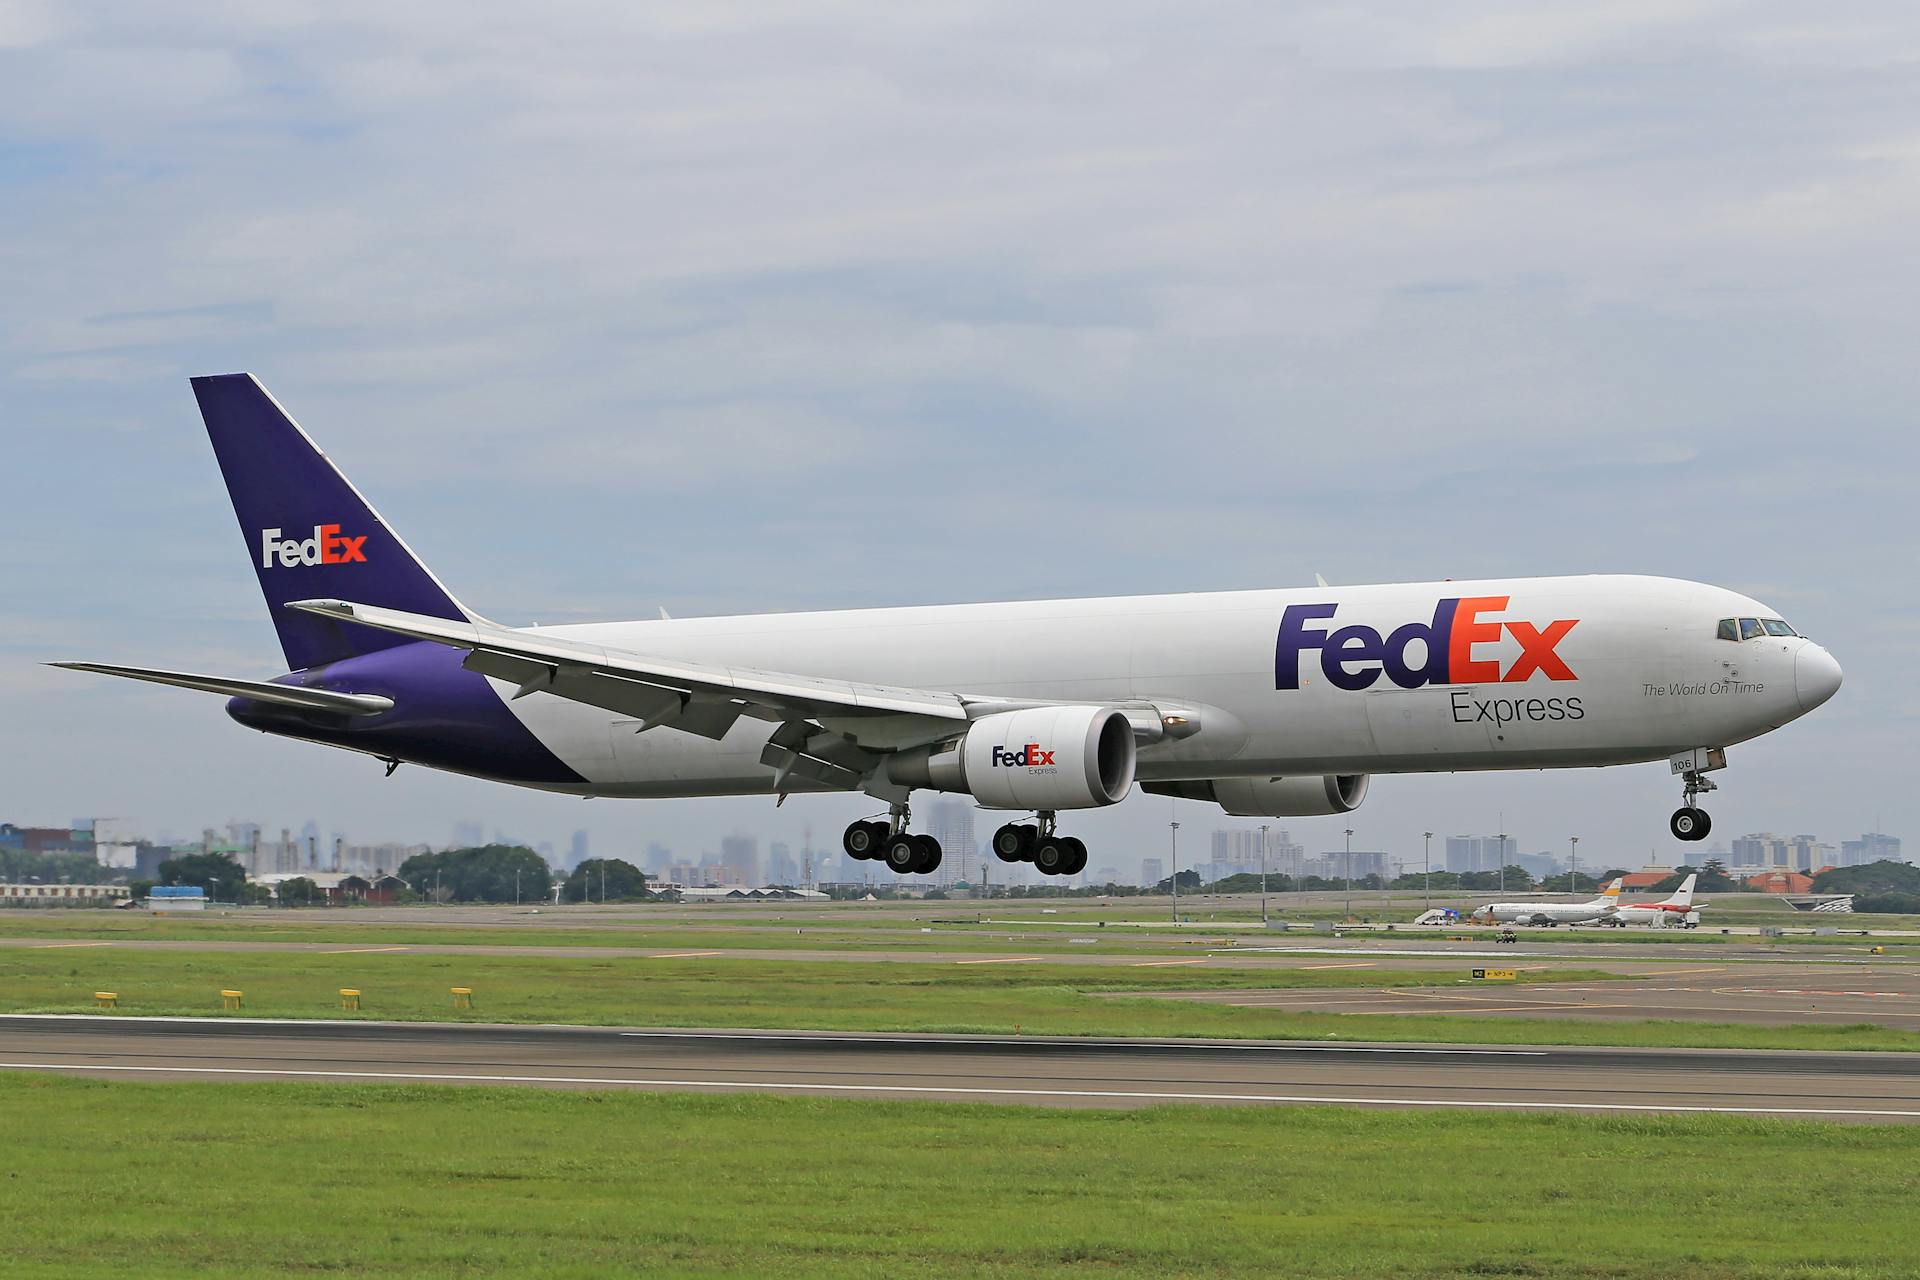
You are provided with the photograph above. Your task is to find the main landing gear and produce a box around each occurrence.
[842,804,943,876]
[1670,764,1718,842]
[991,812,1089,878]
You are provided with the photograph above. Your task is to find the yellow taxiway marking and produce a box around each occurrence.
[1298,961,1376,970]
[324,946,410,955]
[955,956,1045,965]
[34,941,112,949]
[650,951,724,959]
[1132,958,1210,967]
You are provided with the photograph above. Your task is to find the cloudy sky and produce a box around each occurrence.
[3,2,1914,873]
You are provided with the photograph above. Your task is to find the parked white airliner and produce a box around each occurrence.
[56,376,1844,879]
[1475,878,1624,926]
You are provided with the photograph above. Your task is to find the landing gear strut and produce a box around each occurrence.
[991,812,1089,877]
[1670,768,1717,842]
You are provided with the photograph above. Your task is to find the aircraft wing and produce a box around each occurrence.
[283,598,976,748]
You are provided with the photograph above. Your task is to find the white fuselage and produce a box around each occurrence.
[484,573,1834,799]
[1477,899,1616,925]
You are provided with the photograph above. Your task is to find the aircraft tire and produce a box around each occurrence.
[883,833,922,874]
[992,824,1030,863]
[844,820,886,860]
[913,834,943,875]
[1669,807,1710,841]
[1058,837,1087,876]
[1033,839,1068,876]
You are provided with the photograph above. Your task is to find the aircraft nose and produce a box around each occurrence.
[1795,643,1843,712]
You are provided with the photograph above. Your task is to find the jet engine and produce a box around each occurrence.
[1143,774,1369,817]
[890,705,1136,809]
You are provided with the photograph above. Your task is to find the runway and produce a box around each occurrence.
[3,1015,1918,1120]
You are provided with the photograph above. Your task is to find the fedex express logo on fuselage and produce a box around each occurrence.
[1276,596,1578,692]
[259,525,367,569]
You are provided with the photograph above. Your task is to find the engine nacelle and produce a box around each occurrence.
[1144,774,1369,818]
[891,706,1136,810]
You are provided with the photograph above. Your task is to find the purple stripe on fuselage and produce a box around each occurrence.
[226,642,582,786]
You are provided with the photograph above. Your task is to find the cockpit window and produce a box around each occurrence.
[1762,619,1797,637]
[1716,618,1739,641]
[1739,617,1765,640]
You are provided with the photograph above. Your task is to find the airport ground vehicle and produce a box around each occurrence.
[58,376,1843,876]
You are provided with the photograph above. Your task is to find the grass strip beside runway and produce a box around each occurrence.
[6,947,1920,1049]
[2,1073,1917,1279]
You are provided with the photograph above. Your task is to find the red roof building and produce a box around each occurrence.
[1745,870,1816,894]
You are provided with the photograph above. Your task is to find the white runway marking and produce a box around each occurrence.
[3,1060,1914,1118]
[611,1030,1549,1055]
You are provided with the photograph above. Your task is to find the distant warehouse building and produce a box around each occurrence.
[148,885,206,912]
[0,883,131,907]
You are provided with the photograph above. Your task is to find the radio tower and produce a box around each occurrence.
[802,825,814,890]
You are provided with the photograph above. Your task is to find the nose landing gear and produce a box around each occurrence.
[1669,751,1723,842]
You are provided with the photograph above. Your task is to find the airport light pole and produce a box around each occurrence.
[1569,835,1580,891]
[1343,827,1354,920]
[1169,820,1181,923]
[1259,824,1270,925]
[1423,831,1434,911]
[1497,832,1507,894]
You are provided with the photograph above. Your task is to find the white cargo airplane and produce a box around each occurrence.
[1474,877,1624,927]
[1610,874,1704,927]
[56,376,1844,880]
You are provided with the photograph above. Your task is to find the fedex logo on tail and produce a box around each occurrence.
[991,743,1057,767]
[1276,596,1578,692]
[259,525,367,569]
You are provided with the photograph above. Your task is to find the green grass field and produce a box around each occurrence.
[7,946,1920,1051]
[3,1073,1916,1278]
[3,907,1914,956]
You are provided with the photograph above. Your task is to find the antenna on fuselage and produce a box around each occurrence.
[1314,573,1330,588]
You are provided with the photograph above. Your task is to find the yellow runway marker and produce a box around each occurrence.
[1299,961,1375,970]
[955,956,1044,965]
[34,941,112,949]
[324,946,410,955]
[1132,958,1209,967]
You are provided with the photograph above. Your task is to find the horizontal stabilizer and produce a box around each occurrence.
[49,661,395,717]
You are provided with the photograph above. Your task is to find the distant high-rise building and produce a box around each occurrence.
[1842,833,1903,866]
[569,829,590,870]
[1140,857,1165,888]
[644,842,672,873]
[926,799,977,885]
[1445,835,1516,873]
[720,834,759,885]
[765,842,798,886]
[453,820,485,849]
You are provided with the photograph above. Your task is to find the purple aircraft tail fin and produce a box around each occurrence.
[191,374,473,672]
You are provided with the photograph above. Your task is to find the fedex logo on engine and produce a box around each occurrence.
[991,743,1057,768]
[259,525,368,569]
[1276,596,1578,692]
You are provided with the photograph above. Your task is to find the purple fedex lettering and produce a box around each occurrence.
[1276,599,1463,691]
[1277,598,1575,690]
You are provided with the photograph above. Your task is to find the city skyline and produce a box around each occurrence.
[8,812,1898,889]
